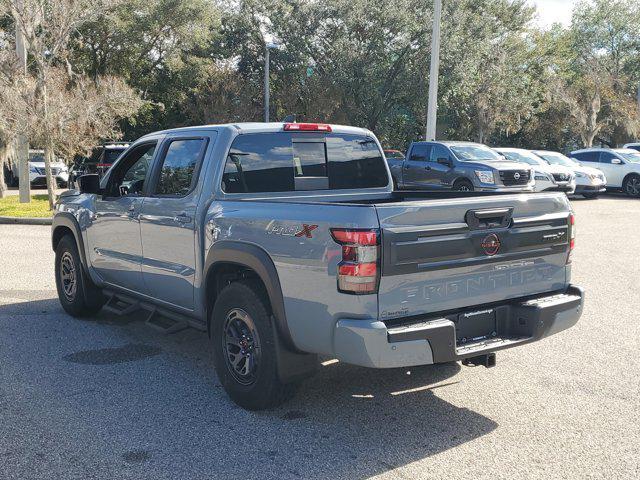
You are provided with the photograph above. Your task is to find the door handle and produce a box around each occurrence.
[174,213,192,224]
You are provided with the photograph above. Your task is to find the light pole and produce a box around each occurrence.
[15,0,30,203]
[264,42,281,123]
[425,0,442,141]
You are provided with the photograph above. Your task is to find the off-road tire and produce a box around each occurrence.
[55,234,104,317]
[211,280,296,410]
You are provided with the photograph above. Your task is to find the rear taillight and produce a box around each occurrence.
[283,123,332,132]
[567,213,575,264]
[330,228,380,294]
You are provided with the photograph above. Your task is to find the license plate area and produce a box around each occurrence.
[455,309,497,345]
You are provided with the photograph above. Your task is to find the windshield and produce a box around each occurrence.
[534,151,577,167]
[498,150,544,166]
[450,144,503,161]
[617,151,640,163]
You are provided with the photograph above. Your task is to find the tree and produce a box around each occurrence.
[2,0,142,208]
[72,0,220,138]
[569,0,640,145]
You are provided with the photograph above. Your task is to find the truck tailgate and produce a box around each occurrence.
[375,193,572,320]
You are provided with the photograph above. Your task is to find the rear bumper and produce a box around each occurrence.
[332,285,584,368]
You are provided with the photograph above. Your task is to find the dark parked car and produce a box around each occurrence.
[386,141,534,192]
[70,143,129,187]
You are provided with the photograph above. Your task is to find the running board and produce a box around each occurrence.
[101,290,201,334]
[103,294,141,316]
[144,309,189,334]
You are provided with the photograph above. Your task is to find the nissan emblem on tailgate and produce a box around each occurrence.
[481,233,501,256]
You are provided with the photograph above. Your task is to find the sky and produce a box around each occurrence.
[530,0,579,27]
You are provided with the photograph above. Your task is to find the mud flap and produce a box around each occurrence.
[272,317,319,384]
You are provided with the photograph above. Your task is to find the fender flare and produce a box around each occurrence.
[51,212,90,274]
[204,241,296,351]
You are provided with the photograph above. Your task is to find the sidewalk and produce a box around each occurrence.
[3,187,67,196]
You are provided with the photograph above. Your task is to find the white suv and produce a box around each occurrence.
[28,150,69,188]
[623,143,640,153]
[532,150,606,199]
[495,148,575,193]
[570,148,640,198]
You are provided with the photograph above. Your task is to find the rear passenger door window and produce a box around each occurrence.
[154,138,207,197]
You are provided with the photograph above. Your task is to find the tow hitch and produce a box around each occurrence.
[462,352,496,368]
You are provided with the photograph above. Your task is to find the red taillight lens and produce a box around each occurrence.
[331,228,380,294]
[567,213,575,264]
[283,123,332,132]
[331,229,377,245]
[338,262,377,277]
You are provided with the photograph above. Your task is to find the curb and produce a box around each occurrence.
[0,216,52,225]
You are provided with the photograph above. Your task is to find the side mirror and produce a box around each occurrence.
[611,158,622,164]
[78,174,101,194]
[437,157,453,167]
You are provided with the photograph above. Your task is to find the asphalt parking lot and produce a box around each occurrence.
[1,194,638,480]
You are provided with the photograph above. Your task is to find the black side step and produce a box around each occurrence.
[103,294,141,316]
[101,291,196,335]
[145,309,189,335]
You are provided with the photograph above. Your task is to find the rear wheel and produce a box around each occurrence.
[453,179,474,192]
[622,174,640,197]
[211,280,296,410]
[55,234,104,317]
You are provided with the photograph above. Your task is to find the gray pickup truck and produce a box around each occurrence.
[52,122,583,410]
[387,140,535,192]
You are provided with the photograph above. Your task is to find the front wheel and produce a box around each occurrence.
[453,179,474,192]
[623,175,640,197]
[211,280,296,410]
[55,234,104,317]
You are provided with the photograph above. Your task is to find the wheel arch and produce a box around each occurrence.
[453,176,474,188]
[203,241,296,351]
[622,171,640,186]
[52,213,89,275]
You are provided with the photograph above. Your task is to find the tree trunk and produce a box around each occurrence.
[0,142,8,199]
[44,142,56,210]
[40,82,56,210]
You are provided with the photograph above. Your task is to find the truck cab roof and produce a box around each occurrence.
[139,122,373,140]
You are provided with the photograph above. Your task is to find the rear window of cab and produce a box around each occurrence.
[221,132,389,193]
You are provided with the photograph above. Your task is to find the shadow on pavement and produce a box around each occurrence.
[0,297,498,479]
